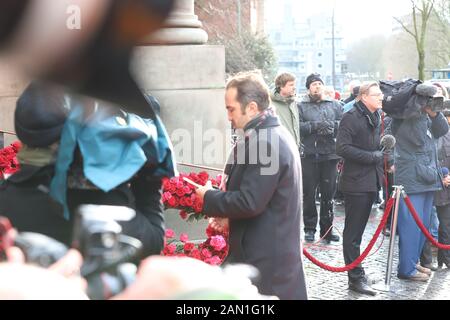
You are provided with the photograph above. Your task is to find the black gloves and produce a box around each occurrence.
[311,121,335,135]
[371,150,384,164]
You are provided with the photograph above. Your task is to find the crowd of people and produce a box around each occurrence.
[1,69,450,299]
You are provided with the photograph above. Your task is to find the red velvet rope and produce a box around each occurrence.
[303,198,395,272]
[404,195,450,250]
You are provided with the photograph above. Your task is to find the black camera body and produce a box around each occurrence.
[0,205,142,300]
[73,205,143,300]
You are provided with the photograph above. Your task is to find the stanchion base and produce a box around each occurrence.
[372,282,399,293]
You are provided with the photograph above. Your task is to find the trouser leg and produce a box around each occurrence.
[302,158,320,233]
[343,192,377,282]
[318,159,339,237]
[436,205,450,266]
[397,193,432,277]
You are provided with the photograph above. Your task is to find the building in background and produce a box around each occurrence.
[267,0,347,93]
[195,0,265,40]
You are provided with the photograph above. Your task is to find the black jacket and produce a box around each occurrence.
[0,165,72,245]
[434,132,450,206]
[336,102,384,193]
[203,115,307,300]
[0,164,165,257]
[298,95,343,160]
[67,164,165,257]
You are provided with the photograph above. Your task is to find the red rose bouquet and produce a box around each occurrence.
[162,225,229,265]
[161,171,222,222]
[0,141,21,180]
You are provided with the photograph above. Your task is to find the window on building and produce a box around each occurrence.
[318,64,323,69]
[318,52,322,57]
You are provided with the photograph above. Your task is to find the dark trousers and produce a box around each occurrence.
[343,192,377,282]
[302,158,338,236]
[437,204,450,266]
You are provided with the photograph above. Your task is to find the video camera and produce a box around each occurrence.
[0,205,143,300]
[380,79,447,119]
[73,205,142,300]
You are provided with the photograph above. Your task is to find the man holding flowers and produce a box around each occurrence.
[196,71,307,300]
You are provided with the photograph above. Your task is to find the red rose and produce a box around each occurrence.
[164,243,176,255]
[165,229,175,238]
[184,197,193,207]
[189,249,201,260]
[183,186,192,195]
[183,242,195,252]
[179,210,188,220]
[180,233,189,243]
[167,196,178,207]
[205,256,222,266]
[201,248,212,259]
[176,188,186,197]
[210,235,227,251]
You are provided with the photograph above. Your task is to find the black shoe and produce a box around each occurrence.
[329,233,340,242]
[382,229,391,237]
[304,231,315,242]
[320,231,340,243]
[348,280,377,296]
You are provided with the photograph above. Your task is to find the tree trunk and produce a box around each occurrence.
[418,49,426,81]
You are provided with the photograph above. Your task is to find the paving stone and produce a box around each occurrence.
[303,203,450,300]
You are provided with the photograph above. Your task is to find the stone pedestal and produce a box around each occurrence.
[132,44,226,239]
[143,0,208,45]
[0,63,28,147]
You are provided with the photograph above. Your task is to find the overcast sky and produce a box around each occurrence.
[265,0,413,43]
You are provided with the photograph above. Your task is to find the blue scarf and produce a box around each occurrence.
[50,103,176,219]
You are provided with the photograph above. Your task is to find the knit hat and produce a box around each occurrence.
[15,82,69,148]
[305,73,324,89]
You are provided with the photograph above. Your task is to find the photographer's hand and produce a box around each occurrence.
[3,228,25,264]
[423,106,438,118]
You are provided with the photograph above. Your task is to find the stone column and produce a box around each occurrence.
[133,0,226,239]
[0,63,28,147]
[143,0,208,45]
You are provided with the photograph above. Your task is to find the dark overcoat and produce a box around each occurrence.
[203,115,307,300]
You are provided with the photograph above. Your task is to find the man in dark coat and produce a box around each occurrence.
[336,81,385,296]
[299,73,343,243]
[196,71,307,300]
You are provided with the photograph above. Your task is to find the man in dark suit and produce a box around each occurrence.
[336,81,385,296]
[196,71,307,300]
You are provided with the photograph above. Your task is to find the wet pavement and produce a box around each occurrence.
[303,202,450,300]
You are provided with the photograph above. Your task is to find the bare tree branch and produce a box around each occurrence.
[393,17,417,38]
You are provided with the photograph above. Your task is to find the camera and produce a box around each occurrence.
[72,205,143,300]
[427,96,444,112]
[0,205,143,300]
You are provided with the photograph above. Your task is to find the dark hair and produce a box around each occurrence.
[275,73,296,91]
[226,71,270,113]
[15,81,69,147]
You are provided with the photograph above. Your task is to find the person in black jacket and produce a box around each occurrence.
[299,73,343,243]
[336,81,385,296]
[0,82,72,244]
[0,82,171,258]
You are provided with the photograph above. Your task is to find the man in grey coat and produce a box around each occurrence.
[196,71,307,300]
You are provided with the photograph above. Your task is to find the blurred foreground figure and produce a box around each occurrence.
[0,0,175,117]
